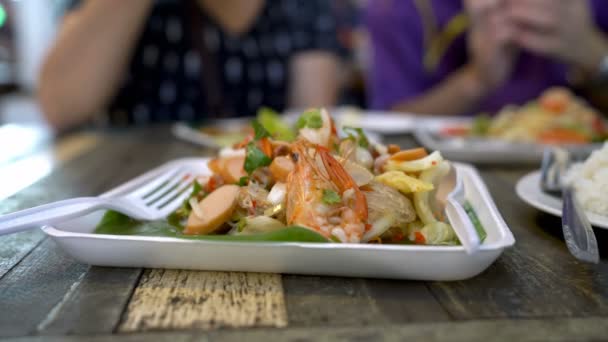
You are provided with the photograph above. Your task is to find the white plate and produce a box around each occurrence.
[414,118,602,164]
[173,114,384,149]
[334,109,417,134]
[42,158,515,281]
[516,171,608,229]
[172,121,250,149]
[284,107,418,135]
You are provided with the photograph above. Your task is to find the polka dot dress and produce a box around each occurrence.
[102,0,340,126]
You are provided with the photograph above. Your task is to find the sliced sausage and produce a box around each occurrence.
[269,155,294,183]
[184,184,240,235]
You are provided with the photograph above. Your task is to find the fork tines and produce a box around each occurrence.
[134,167,195,212]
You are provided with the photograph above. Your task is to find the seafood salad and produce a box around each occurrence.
[167,108,461,245]
[442,87,607,145]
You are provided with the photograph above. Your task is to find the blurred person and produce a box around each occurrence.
[365,0,608,116]
[38,0,341,131]
[331,0,368,107]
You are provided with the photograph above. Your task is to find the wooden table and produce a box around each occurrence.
[1,125,607,341]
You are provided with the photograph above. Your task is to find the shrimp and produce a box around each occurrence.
[286,140,368,243]
[298,108,338,148]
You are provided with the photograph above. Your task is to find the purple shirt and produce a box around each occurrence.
[365,0,608,114]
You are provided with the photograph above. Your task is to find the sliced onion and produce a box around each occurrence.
[386,151,444,173]
[421,221,457,245]
[374,143,388,156]
[267,182,287,205]
[355,147,373,169]
[374,154,390,174]
[219,147,246,158]
[189,197,205,219]
[365,181,416,228]
[413,161,450,225]
[337,157,374,186]
[240,216,286,234]
[264,203,284,217]
[362,215,395,242]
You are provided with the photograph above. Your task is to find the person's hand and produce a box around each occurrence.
[507,0,608,71]
[463,0,518,93]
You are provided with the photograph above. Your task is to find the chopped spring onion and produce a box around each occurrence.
[252,119,271,140]
[343,126,370,148]
[244,142,272,174]
[296,109,323,129]
[322,189,341,205]
[257,107,296,141]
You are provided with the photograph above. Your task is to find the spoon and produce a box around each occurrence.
[540,148,599,264]
[434,164,480,254]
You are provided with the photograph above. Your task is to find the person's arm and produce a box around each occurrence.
[38,0,153,131]
[368,0,516,115]
[288,51,340,108]
[391,65,486,115]
[283,0,341,108]
[199,0,264,35]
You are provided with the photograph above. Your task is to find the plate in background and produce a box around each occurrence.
[173,111,384,148]
[516,171,608,229]
[414,118,602,164]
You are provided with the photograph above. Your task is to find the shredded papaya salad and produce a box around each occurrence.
[442,87,607,144]
[167,108,462,245]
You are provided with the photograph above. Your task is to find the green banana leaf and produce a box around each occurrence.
[94,211,329,243]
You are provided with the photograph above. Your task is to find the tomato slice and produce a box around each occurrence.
[593,117,606,135]
[440,126,470,137]
[539,87,570,114]
[538,129,590,144]
[414,231,426,245]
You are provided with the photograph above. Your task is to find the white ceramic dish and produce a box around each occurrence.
[414,118,601,164]
[172,121,249,149]
[516,171,608,229]
[283,107,418,135]
[42,158,515,281]
[333,109,418,135]
[173,114,383,149]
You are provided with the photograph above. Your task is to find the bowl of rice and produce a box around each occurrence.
[564,143,608,216]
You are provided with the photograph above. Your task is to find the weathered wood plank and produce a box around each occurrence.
[283,275,450,326]
[30,131,207,334]
[0,133,102,279]
[12,317,608,342]
[119,269,287,331]
[283,276,385,326]
[427,170,608,319]
[0,239,90,337]
[0,141,127,281]
[37,267,143,335]
[364,279,451,323]
[0,129,205,337]
[0,229,45,279]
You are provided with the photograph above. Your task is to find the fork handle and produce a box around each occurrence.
[0,197,104,235]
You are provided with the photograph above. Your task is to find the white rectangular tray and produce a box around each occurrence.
[42,158,515,281]
[414,118,601,164]
[284,107,419,135]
